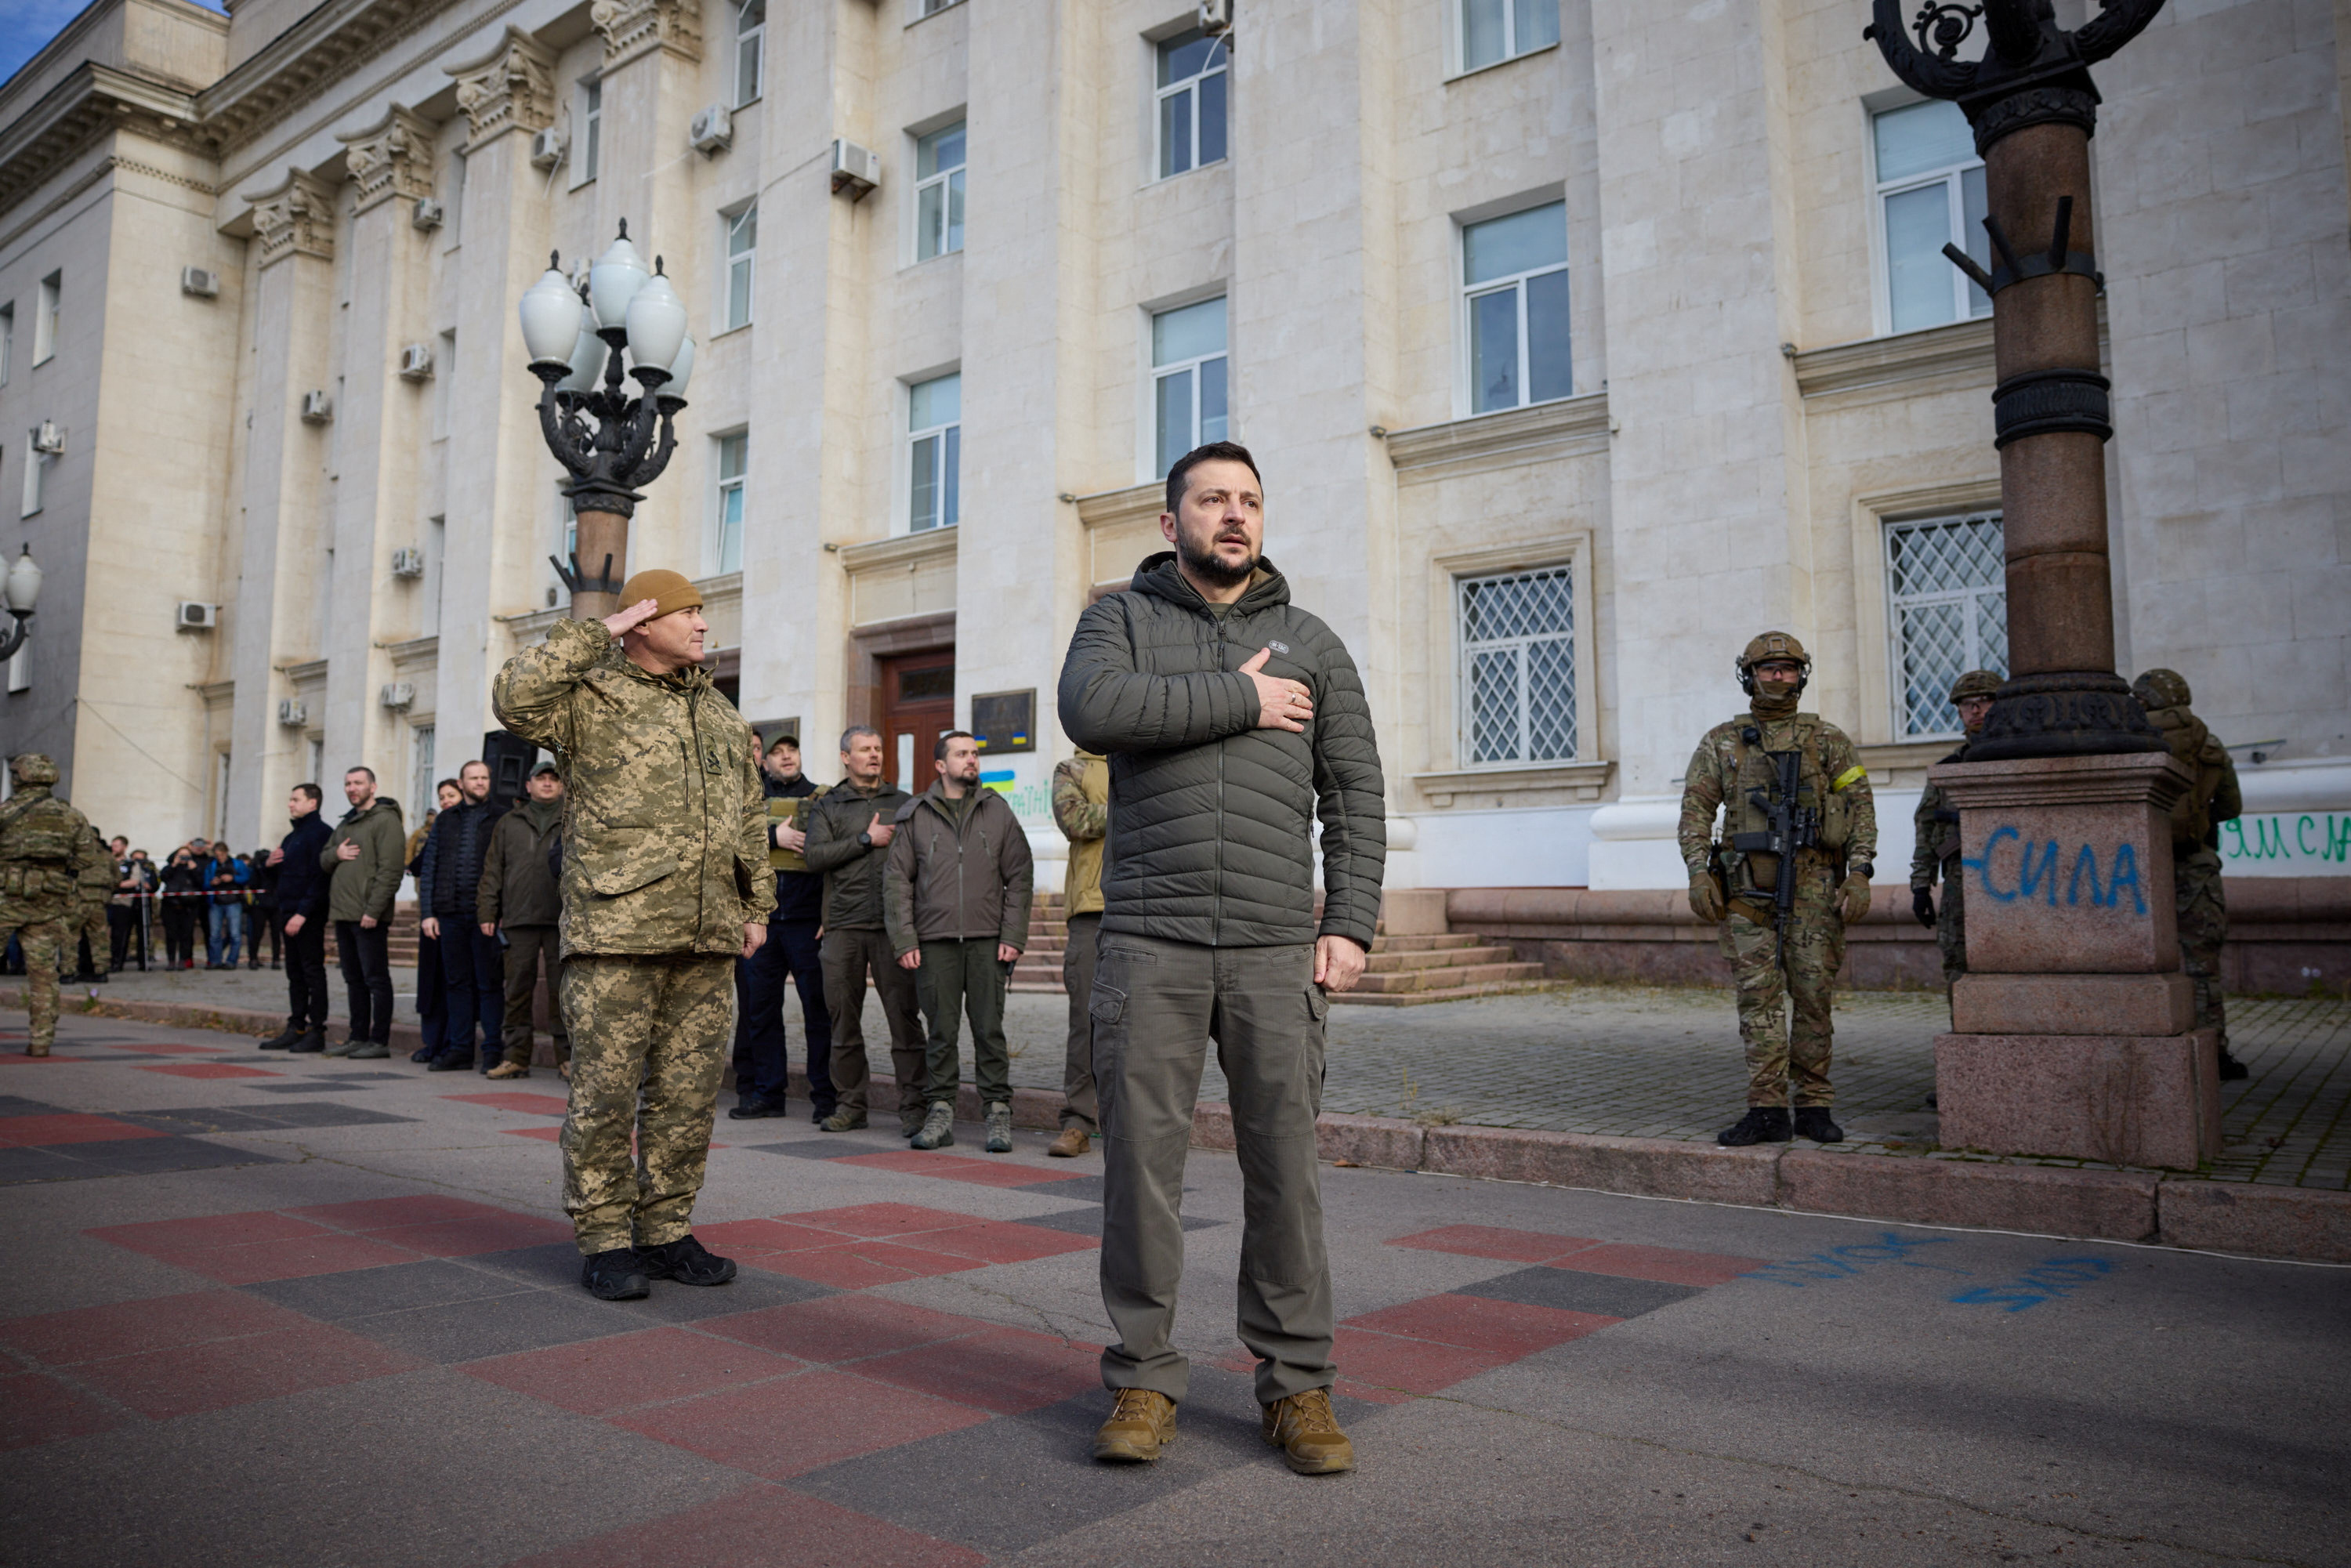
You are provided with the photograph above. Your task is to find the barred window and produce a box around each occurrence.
[1458,566,1577,766]
[1886,512,2007,737]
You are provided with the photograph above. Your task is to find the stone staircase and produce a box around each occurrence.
[1011,892,1548,1006]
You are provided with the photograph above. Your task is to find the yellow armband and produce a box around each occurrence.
[1831,765,1868,793]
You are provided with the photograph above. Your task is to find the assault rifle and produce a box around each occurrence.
[1729,730,1820,973]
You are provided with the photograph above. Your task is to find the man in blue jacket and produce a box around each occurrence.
[261,784,334,1053]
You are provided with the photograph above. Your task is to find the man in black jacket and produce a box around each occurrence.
[1058,441,1386,1477]
[260,784,333,1052]
[730,734,833,1122]
[421,759,509,1073]
[802,727,925,1135]
[480,762,568,1080]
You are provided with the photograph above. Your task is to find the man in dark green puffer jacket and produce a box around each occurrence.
[1058,440,1386,1477]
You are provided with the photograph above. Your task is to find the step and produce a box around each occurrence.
[1333,978,1556,1006]
[1367,933,1483,954]
[1353,961,1545,994]
[1362,945,1516,973]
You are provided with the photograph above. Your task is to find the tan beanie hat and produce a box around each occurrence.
[618,568,703,621]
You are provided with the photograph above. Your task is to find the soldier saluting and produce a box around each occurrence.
[1679,633,1877,1146]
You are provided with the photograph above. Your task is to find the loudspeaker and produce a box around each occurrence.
[482,730,538,812]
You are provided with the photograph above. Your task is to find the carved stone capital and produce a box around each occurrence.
[590,0,703,67]
[245,167,337,267]
[444,26,556,150]
[335,106,435,214]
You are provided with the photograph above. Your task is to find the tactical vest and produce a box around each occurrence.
[1722,715,1857,895]
[0,791,82,902]
[2147,707,2230,846]
[768,785,830,873]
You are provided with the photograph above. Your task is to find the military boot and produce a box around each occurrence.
[1091,1389,1177,1463]
[1791,1106,1844,1143]
[1717,1106,1792,1146]
[1262,1389,1355,1476]
[2218,1048,2250,1081]
[581,1248,651,1301]
[287,1027,325,1054]
[1048,1127,1091,1158]
[910,1101,956,1150]
[818,1109,868,1132]
[984,1103,1013,1153]
[639,1233,737,1287]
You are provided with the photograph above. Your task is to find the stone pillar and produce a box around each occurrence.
[226,167,338,845]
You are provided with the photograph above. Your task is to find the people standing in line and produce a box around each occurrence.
[1059,441,1387,1476]
[803,727,926,1135]
[159,847,203,969]
[886,731,1034,1154]
[1049,748,1109,1158]
[408,781,458,1063]
[0,755,101,1057]
[730,734,832,1122]
[2134,668,2248,1081]
[111,845,154,972]
[321,766,404,1059]
[71,824,113,983]
[1910,670,1999,1010]
[1679,632,1878,1149]
[261,784,335,1055]
[479,761,569,1081]
[203,842,248,969]
[493,569,773,1303]
[420,759,509,1074]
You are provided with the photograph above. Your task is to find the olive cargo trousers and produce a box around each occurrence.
[1092,933,1333,1407]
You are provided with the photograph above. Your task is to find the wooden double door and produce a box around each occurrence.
[875,650,955,795]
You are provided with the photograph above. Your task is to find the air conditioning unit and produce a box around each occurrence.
[277,698,307,728]
[1197,0,1230,31]
[176,601,219,631]
[380,681,415,711]
[411,197,444,230]
[31,421,63,455]
[180,266,220,299]
[529,128,567,170]
[397,343,434,381]
[690,104,734,155]
[390,546,426,578]
[830,139,880,199]
[300,389,334,424]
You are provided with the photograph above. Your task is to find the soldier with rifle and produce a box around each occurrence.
[1678,632,1878,1146]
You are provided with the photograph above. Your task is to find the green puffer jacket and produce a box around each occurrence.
[803,779,914,931]
[320,797,406,922]
[491,618,773,958]
[1057,552,1386,950]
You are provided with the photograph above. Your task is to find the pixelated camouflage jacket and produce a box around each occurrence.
[0,785,98,915]
[1051,751,1109,916]
[491,617,774,958]
[1910,738,1970,890]
[1677,712,1877,893]
[2146,704,2241,849]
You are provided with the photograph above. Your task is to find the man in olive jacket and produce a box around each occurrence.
[492,570,773,1303]
[320,767,404,1054]
[1057,441,1386,1478]
[802,728,925,1134]
[478,762,568,1079]
[884,730,1034,1153]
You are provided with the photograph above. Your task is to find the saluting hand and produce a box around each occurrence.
[602,598,662,639]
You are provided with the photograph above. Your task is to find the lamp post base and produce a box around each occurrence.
[1968,671,2169,761]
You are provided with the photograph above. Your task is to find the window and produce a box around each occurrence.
[1151,296,1227,476]
[723,204,756,331]
[915,121,965,262]
[1458,566,1578,766]
[576,79,602,185]
[713,432,748,572]
[410,725,435,820]
[1886,511,2008,737]
[1156,28,1227,179]
[306,736,324,784]
[0,304,12,386]
[907,372,960,533]
[215,752,232,844]
[20,433,45,518]
[1461,0,1559,74]
[1462,201,1570,415]
[1873,99,1990,335]
[734,0,764,107]
[33,273,59,366]
[915,0,961,16]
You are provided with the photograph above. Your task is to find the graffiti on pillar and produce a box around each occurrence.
[1964,825,2149,914]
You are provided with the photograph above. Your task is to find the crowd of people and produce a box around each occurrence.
[0,829,297,980]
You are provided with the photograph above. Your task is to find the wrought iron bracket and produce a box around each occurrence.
[1865,0,2170,152]
[0,610,27,664]
[549,552,624,597]
[1943,197,2103,296]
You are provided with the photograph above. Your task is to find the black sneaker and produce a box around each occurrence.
[258,1022,302,1050]
[286,1028,326,1055]
[581,1248,651,1301]
[2218,1050,2250,1081]
[639,1234,737,1287]
[411,1046,437,1063]
[427,1052,476,1073]
[726,1097,789,1121]
[1718,1106,1793,1146]
[1791,1106,1844,1143]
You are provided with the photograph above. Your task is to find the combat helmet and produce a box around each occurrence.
[1949,669,2003,704]
[6,753,57,787]
[2132,668,2191,712]
[1734,631,1811,698]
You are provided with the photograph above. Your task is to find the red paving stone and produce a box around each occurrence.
[91,1211,336,1251]
[1386,1224,1602,1263]
[701,1295,980,1365]
[465,1327,804,1416]
[1346,1294,1621,1358]
[442,1092,572,1116]
[502,1126,564,1143]
[786,1203,987,1240]
[1329,1326,1514,1395]
[135,1234,426,1286]
[696,1218,849,1255]
[0,1290,319,1366]
[833,1150,1089,1190]
[0,1371,131,1449]
[134,1063,279,1080]
[289,1195,516,1230]
[71,1320,421,1419]
[612,1370,991,1478]
[1559,1242,1773,1288]
[364,1214,574,1256]
[0,1113,167,1147]
[918,1220,1097,1266]
[0,1054,80,1065]
[506,1483,988,1568]
[854,1325,1103,1414]
[753,1242,988,1291]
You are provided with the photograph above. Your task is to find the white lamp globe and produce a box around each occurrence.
[625,271,688,375]
[3,546,41,614]
[558,324,606,393]
[665,333,696,398]
[518,261,584,365]
[588,227,650,331]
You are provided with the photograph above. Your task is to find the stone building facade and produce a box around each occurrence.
[2,0,2346,892]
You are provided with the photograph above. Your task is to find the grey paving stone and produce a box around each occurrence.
[0,1146,91,1184]
[248,1081,374,1094]
[339,1290,637,1364]
[0,1095,60,1117]
[55,1137,288,1177]
[1458,1266,1704,1320]
[249,1259,527,1320]
[234,1101,417,1128]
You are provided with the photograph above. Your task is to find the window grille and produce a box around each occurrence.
[1458,565,1577,766]
[1886,512,2008,737]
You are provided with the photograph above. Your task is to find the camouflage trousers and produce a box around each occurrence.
[558,953,737,1256]
[2175,845,2229,1052]
[1721,865,1845,1109]
[0,905,67,1052]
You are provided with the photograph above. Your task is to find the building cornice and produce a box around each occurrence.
[446,24,556,151]
[591,0,703,69]
[0,62,209,212]
[1792,306,2108,400]
[838,530,958,575]
[335,103,433,212]
[195,0,465,153]
[1383,393,1612,481]
[243,164,335,265]
[1412,759,1616,807]
[1073,482,1161,532]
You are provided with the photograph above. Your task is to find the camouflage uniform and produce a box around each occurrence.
[0,755,98,1056]
[74,827,112,978]
[2134,670,2242,1062]
[492,617,773,1255]
[1910,670,2002,989]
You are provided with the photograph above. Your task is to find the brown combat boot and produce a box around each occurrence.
[1047,1127,1090,1158]
[1262,1388,1355,1475]
[1091,1389,1177,1463]
[486,1060,530,1080]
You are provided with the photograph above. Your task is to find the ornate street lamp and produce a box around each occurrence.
[1867,0,2168,760]
[0,545,41,662]
[519,220,695,619]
